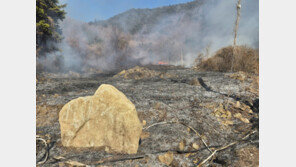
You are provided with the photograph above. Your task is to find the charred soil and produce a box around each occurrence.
[36,65,259,167]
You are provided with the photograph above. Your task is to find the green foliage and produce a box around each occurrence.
[36,0,66,56]
[36,20,51,34]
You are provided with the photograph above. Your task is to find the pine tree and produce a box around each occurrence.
[36,0,66,56]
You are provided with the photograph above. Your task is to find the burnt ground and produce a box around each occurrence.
[36,65,259,167]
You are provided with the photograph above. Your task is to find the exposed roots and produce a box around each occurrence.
[36,135,49,165]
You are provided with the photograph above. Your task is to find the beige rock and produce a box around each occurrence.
[158,152,174,166]
[187,127,191,133]
[236,101,241,108]
[192,143,199,150]
[59,84,142,154]
[142,120,146,126]
[179,140,186,151]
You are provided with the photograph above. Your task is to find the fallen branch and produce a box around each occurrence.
[50,123,257,166]
[143,121,169,130]
[143,121,213,153]
[197,130,257,167]
[69,133,257,166]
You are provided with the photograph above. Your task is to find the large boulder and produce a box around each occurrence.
[59,84,142,154]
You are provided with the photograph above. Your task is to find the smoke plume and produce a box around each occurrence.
[40,0,259,72]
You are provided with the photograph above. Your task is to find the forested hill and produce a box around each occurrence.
[89,0,202,34]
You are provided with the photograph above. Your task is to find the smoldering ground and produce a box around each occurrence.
[39,0,258,73]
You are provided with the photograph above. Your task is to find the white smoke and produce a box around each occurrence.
[42,0,259,72]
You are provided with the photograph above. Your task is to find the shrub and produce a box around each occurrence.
[195,45,259,74]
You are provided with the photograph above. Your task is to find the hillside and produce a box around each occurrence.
[90,0,202,34]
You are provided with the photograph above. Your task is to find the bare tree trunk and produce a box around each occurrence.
[233,0,241,46]
[231,0,241,71]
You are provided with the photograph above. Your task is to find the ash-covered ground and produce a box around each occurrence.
[36,65,259,167]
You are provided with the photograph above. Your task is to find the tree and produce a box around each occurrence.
[36,0,66,56]
[231,0,242,71]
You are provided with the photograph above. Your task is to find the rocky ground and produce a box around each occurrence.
[36,65,259,167]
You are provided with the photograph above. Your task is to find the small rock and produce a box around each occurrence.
[187,127,191,133]
[142,120,146,126]
[192,143,199,150]
[158,152,174,166]
[236,101,241,108]
[179,140,186,151]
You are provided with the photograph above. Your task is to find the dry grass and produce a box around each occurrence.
[114,66,160,80]
[196,45,259,74]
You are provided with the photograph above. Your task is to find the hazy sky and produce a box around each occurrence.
[60,0,194,22]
